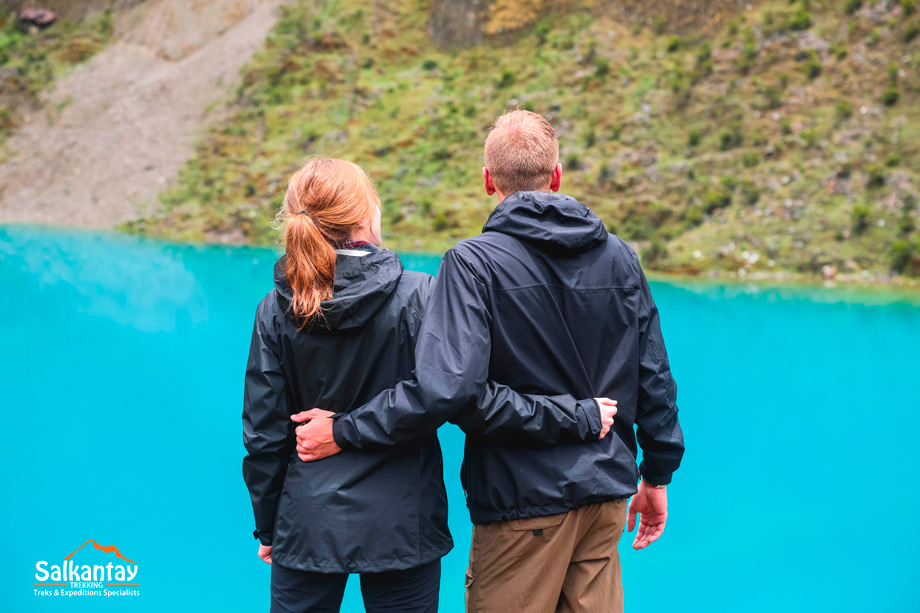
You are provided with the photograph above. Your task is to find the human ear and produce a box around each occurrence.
[549,163,562,192]
[483,167,496,196]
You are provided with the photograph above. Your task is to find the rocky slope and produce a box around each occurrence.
[0,0,288,227]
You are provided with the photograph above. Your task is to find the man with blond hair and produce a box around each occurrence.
[296,110,684,611]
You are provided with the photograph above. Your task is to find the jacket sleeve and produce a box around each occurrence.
[634,267,685,485]
[332,249,602,449]
[242,302,293,546]
[451,384,602,444]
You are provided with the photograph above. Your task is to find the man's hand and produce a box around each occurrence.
[258,544,272,564]
[291,409,341,461]
[627,479,668,550]
[593,398,617,439]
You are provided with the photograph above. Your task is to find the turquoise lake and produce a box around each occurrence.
[1,224,918,612]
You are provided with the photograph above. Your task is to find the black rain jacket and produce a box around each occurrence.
[332,192,685,524]
[242,247,603,572]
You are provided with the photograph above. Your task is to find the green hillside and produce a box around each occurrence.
[131,0,920,282]
[0,9,113,147]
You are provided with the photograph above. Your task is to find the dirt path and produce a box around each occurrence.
[0,0,288,227]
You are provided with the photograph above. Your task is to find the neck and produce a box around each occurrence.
[494,187,552,203]
[348,229,380,246]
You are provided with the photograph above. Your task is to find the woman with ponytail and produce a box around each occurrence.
[242,157,450,612]
[243,158,612,612]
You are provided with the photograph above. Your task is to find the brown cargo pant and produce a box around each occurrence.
[465,499,628,613]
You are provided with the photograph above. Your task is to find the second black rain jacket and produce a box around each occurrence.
[331,192,685,524]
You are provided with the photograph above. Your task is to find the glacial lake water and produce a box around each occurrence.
[1,224,918,612]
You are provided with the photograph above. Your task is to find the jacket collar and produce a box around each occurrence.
[482,191,608,254]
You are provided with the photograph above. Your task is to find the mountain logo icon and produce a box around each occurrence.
[65,540,136,564]
[34,539,139,588]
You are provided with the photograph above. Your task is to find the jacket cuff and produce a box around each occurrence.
[639,461,673,486]
[331,415,357,451]
[253,529,273,546]
[576,399,602,440]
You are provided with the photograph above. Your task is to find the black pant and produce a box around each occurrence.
[270,558,440,613]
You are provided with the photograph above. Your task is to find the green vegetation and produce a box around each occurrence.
[802,50,822,79]
[867,164,887,189]
[905,22,919,42]
[788,7,813,31]
[131,0,920,280]
[889,239,916,274]
[0,9,113,143]
[883,86,901,106]
[835,99,853,121]
[852,203,872,235]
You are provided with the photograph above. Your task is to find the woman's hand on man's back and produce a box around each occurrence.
[594,398,617,439]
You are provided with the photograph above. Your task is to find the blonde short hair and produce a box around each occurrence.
[484,110,559,194]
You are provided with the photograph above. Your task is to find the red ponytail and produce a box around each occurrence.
[279,158,379,327]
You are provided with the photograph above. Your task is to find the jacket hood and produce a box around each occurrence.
[273,250,403,332]
[482,191,608,254]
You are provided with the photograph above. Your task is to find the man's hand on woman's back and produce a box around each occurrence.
[292,409,341,461]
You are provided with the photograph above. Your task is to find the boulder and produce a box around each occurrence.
[18,8,57,31]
